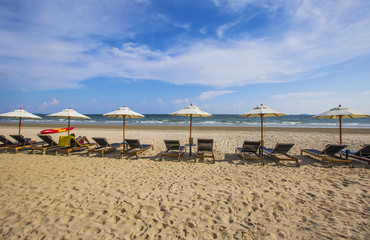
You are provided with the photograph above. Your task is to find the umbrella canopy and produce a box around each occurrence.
[171,104,212,156]
[103,106,144,142]
[314,105,370,144]
[170,104,212,117]
[240,104,286,147]
[47,107,90,135]
[0,108,41,135]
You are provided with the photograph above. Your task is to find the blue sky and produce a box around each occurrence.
[0,0,369,114]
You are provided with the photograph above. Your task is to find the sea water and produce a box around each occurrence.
[1,114,370,128]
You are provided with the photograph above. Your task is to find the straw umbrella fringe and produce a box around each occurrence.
[314,105,370,144]
[0,108,41,135]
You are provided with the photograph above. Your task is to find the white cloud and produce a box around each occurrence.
[198,90,235,100]
[216,19,241,38]
[39,98,59,110]
[157,98,164,106]
[0,0,370,91]
[363,91,370,95]
[170,90,234,106]
[171,98,190,105]
[199,27,207,35]
[271,91,335,99]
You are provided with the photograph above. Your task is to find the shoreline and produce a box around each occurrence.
[1,122,370,134]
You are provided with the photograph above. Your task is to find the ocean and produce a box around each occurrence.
[1,114,370,128]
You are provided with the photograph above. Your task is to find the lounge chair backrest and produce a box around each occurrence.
[198,139,213,151]
[241,141,261,153]
[125,139,142,149]
[355,144,370,157]
[58,135,82,147]
[70,137,83,147]
[38,134,57,146]
[0,135,14,145]
[164,140,180,150]
[92,137,111,147]
[273,143,294,154]
[10,135,30,146]
[321,144,347,155]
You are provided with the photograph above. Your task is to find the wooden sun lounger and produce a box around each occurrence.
[263,143,300,167]
[345,144,370,164]
[31,135,60,155]
[161,140,185,161]
[301,144,353,168]
[235,141,263,165]
[195,139,215,163]
[0,135,18,150]
[4,135,43,153]
[53,136,95,156]
[87,137,124,157]
[120,139,153,159]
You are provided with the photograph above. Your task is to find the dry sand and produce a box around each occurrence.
[0,124,369,239]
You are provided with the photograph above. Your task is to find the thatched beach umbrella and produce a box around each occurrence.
[240,104,286,147]
[47,107,90,135]
[0,108,41,135]
[314,105,370,144]
[103,106,144,144]
[171,104,212,156]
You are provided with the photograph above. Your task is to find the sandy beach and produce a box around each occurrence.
[0,124,369,239]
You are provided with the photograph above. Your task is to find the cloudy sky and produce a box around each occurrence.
[0,0,369,114]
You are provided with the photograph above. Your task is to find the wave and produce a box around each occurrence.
[1,115,369,128]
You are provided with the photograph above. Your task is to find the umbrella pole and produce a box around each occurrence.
[260,115,264,155]
[339,116,342,145]
[19,117,22,135]
[260,115,264,147]
[189,115,192,156]
[68,117,70,135]
[123,116,126,140]
[123,116,126,150]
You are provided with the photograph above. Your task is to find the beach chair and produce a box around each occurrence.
[31,135,60,155]
[301,144,353,168]
[53,135,94,156]
[263,143,300,167]
[195,139,215,163]
[120,139,153,159]
[87,137,124,157]
[235,141,263,165]
[5,135,43,153]
[0,135,16,146]
[161,140,185,161]
[345,144,370,164]
[0,135,18,152]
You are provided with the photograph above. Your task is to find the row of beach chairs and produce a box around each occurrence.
[1,134,369,167]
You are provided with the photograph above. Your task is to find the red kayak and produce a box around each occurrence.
[40,127,74,134]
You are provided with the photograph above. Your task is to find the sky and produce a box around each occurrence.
[0,0,370,115]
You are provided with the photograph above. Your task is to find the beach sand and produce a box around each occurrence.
[0,124,369,239]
